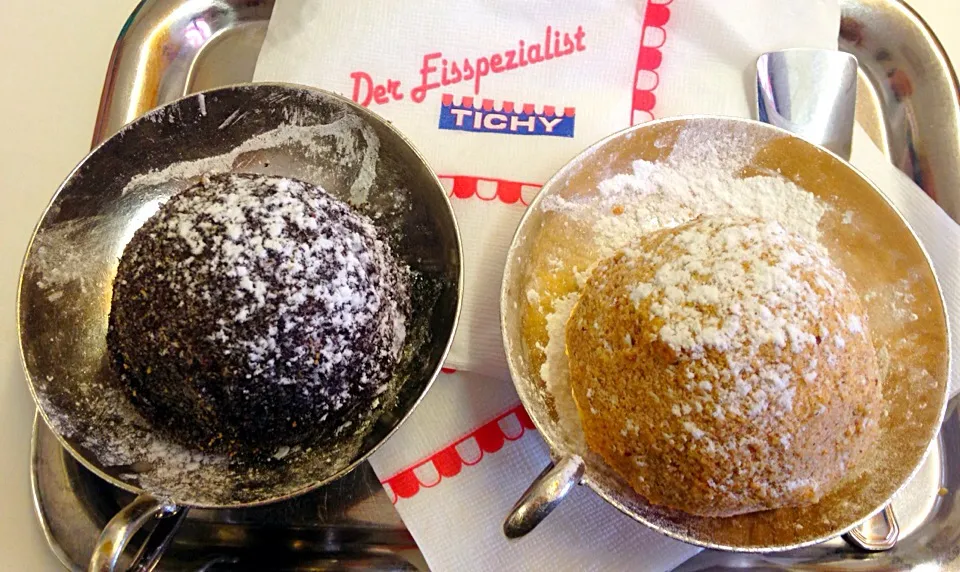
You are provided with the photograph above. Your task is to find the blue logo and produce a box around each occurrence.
[438,94,575,138]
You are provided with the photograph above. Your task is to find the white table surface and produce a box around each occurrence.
[1,1,958,569]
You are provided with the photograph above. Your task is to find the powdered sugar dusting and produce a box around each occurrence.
[30,217,107,297]
[537,128,830,442]
[109,173,410,454]
[546,157,825,265]
[148,174,407,380]
[511,118,948,542]
[36,372,364,504]
[541,292,581,433]
[33,173,412,505]
[635,217,833,361]
[617,216,849,427]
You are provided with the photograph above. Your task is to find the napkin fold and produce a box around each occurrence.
[254,0,960,569]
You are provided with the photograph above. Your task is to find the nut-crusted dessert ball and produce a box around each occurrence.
[567,216,882,517]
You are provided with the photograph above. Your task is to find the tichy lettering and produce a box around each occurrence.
[438,95,575,138]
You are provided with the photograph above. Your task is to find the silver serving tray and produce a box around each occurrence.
[35,0,960,569]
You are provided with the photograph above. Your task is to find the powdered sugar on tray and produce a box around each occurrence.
[125,111,381,206]
[536,126,831,440]
[542,292,581,426]
[37,371,365,504]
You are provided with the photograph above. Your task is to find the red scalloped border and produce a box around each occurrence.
[438,174,542,206]
[440,5,672,205]
[380,403,535,503]
[632,0,672,124]
[441,93,576,118]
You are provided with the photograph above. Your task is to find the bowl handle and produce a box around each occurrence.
[843,503,900,551]
[88,493,184,572]
[503,454,585,539]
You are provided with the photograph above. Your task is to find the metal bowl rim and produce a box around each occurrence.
[499,113,951,551]
[17,81,464,508]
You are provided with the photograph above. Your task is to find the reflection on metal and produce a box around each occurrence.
[842,504,900,551]
[757,49,859,158]
[503,455,585,539]
[755,48,902,552]
[122,1,225,122]
[32,419,424,569]
[32,0,960,569]
[94,0,263,144]
[838,0,960,219]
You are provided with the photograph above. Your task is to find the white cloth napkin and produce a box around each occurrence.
[371,370,702,571]
[253,0,960,569]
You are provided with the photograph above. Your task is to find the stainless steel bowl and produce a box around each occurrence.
[17,83,461,570]
[500,115,949,551]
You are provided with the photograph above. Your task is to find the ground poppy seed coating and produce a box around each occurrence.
[107,173,410,455]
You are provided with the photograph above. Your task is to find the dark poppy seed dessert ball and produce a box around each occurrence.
[107,173,411,454]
